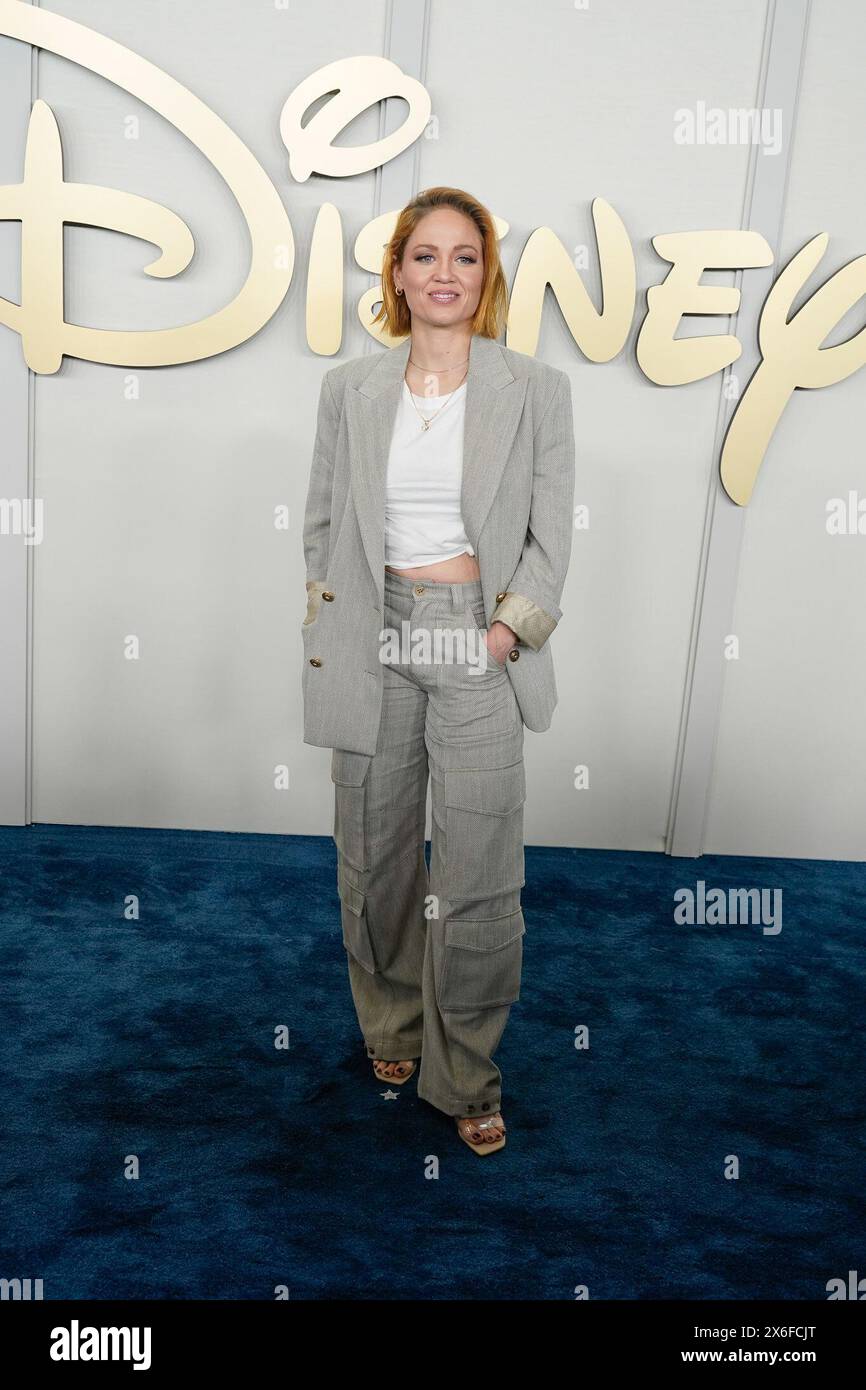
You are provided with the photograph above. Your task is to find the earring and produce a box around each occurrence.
[396,287,403,295]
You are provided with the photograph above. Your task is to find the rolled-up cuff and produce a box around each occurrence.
[490,592,557,651]
[304,579,328,625]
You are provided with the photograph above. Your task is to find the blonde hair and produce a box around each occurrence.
[372,186,507,339]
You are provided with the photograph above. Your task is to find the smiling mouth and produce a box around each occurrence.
[429,291,459,301]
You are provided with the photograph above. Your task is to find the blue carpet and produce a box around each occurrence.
[0,823,863,1300]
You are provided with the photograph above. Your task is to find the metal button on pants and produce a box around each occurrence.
[330,568,526,1118]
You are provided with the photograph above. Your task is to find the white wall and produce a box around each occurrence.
[704,0,866,858]
[2,0,862,859]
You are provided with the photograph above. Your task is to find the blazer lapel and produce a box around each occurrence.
[345,332,528,602]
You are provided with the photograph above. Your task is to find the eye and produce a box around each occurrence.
[415,253,477,264]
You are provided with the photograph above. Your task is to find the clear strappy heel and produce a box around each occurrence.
[456,1112,507,1155]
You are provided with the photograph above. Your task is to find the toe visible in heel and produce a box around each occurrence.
[456,1114,507,1155]
[372,1058,417,1086]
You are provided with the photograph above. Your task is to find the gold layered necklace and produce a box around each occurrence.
[405,354,469,432]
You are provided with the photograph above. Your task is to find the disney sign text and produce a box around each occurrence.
[1,0,865,505]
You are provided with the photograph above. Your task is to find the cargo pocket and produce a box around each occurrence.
[330,749,371,871]
[337,866,376,974]
[437,910,525,1011]
[443,760,526,897]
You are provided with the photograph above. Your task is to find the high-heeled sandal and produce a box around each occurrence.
[372,1059,417,1085]
[456,1112,507,1155]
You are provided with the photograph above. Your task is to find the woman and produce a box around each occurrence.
[301,187,575,1155]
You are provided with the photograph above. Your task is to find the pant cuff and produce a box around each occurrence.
[365,1037,424,1060]
[417,1084,502,1119]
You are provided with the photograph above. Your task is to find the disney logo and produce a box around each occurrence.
[1,0,865,506]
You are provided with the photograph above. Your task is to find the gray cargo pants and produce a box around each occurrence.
[331,567,526,1119]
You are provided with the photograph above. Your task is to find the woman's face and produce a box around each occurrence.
[394,208,484,329]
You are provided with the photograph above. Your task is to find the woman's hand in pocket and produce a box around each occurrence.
[482,621,517,667]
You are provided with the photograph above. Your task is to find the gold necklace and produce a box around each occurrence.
[408,354,470,373]
[404,370,467,432]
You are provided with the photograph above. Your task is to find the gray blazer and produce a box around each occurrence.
[301,332,575,755]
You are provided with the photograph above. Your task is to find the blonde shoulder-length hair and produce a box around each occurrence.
[372,186,507,341]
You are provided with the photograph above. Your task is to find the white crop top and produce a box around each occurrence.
[383,380,476,568]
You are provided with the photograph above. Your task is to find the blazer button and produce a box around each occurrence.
[495,590,506,603]
[309,657,322,667]
[322,591,334,601]
[507,648,520,662]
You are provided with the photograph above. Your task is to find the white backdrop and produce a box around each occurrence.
[0,0,863,860]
